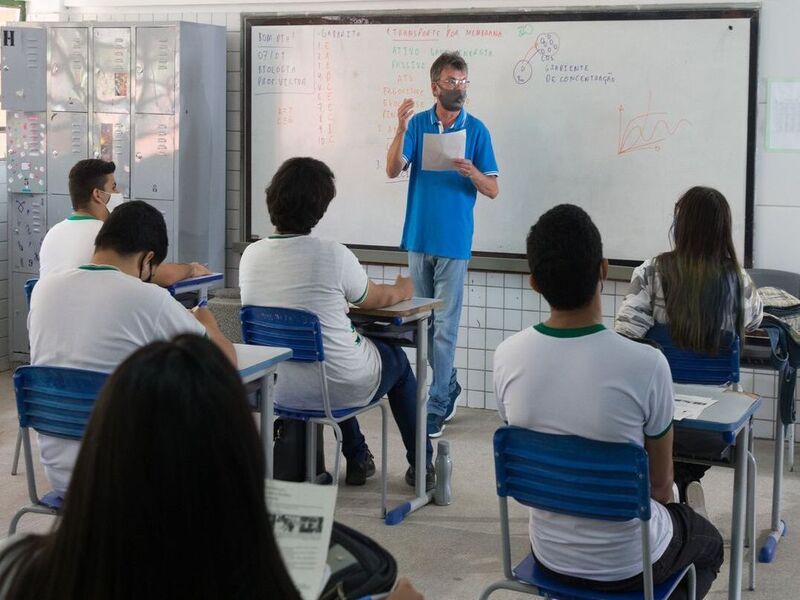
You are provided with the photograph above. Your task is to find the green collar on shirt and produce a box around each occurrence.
[78,264,120,272]
[533,323,606,338]
[67,214,100,221]
[267,233,304,239]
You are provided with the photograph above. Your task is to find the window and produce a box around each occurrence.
[0,1,25,159]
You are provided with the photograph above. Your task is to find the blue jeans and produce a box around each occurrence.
[340,339,433,466]
[408,252,467,417]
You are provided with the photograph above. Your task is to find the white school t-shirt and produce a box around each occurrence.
[493,324,674,582]
[239,235,381,410]
[28,265,207,495]
[38,215,103,278]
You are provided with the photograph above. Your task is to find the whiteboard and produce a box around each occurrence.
[244,11,757,264]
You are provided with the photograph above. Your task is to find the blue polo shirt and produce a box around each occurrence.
[400,105,498,260]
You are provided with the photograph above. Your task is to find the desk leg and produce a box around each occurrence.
[728,423,749,600]
[760,414,787,563]
[262,371,275,480]
[385,315,434,526]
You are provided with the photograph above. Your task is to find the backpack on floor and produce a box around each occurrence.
[273,417,331,483]
[319,522,398,600]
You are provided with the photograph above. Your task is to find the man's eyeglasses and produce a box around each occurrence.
[435,78,470,90]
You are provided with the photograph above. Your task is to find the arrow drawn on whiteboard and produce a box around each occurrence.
[617,93,692,155]
[513,32,560,85]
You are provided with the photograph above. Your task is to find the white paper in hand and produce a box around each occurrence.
[265,479,337,600]
[421,129,466,171]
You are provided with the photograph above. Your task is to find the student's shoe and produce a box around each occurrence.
[345,451,375,486]
[444,382,462,422]
[427,413,445,438]
[685,481,709,520]
[404,464,436,491]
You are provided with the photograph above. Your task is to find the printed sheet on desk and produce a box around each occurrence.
[674,394,718,421]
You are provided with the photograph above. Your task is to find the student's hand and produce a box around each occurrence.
[453,158,476,178]
[395,275,414,300]
[191,306,215,326]
[189,262,212,277]
[397,98,415,133]
[386,578,424,600]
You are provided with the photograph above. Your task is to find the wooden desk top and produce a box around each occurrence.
[349,297,443,318]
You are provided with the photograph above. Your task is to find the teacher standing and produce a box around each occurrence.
[386,51,499,438]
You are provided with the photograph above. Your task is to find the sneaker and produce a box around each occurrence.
[444,381,462,422]
[404,464,436,491]
[685,481,708,520]
[345,450,376,486]
[426,413,445,438]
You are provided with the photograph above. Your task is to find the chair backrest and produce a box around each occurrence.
[240,306,325,363]
[492,426,651,522]
[24,278,38,308]
[748,268,800,299]
[14,366,108,440]
[645,323,740,385]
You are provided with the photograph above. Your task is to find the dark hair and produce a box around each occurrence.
[430,51,468,82]
[68,159,115,210]
[657,186,743,353]
[94,200,168,265]
[1,335,300,600]
[266,157,336,235]
[527,204,603,310]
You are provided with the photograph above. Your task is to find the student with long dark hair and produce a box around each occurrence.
[0,335,423,600]
[616,186,763,505]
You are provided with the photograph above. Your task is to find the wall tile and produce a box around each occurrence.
[486,286,503,308]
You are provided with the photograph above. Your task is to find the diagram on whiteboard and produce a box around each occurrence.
[617,95,692,155]
[513,33,560,84]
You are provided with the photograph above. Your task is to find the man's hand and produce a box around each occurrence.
[397,98,415,133]
[395,275,414,300]
[453,158,476,178]
[189,262,212,277]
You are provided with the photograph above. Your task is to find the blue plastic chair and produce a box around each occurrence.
[241,306,388,514]
[644,324,740,386]
[9,365,108,534]
[479,427,696,600]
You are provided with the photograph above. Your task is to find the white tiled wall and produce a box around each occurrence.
[0,163,7,371]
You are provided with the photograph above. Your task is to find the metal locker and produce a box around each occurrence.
[46,194,74,228]
[135,27,176,115]
[10,194,46,274]
[142,199,175,263]
[48,27,88,112]
[11,271,32,353]
[93,28,131,114]
[133,114,174,200]
[93,113,131,197]
[6,112,47,194]
[0,27,47,112]
[47,112,88,195]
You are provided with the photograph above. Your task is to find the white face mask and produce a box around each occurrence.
[103,192,125,213]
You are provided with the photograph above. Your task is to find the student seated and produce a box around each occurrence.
[28,201,234,497]
[38,158,210,285]
[0,335,423,600]
[493,205,723,599]
[239,157,434,488]
[615,186,763,503]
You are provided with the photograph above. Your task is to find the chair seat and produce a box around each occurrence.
[275,398,381,421]
[514,554,689,600]
[38,491,64,511]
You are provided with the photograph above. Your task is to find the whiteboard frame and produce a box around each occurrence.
[241,6,759,269]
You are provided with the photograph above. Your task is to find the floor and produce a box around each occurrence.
[1,371,800,599]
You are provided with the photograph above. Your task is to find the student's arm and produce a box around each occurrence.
[386,98,414,178]
[357,276,414,310]
[153,262,212,287]
[386,578,424,600]
[192,307,237,367]
[453,159,498,198]
[645,427,674,504]
[614,260,656,339]
[741,270,764,332]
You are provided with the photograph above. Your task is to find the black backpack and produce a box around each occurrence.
[320,522,398,599]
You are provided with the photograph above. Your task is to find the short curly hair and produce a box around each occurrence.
[266,158,336,235]
[526,204,603,310]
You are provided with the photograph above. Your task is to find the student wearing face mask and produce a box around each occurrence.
[38,159,210,285]
[27,200,235,498]
[386,52,499,438]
